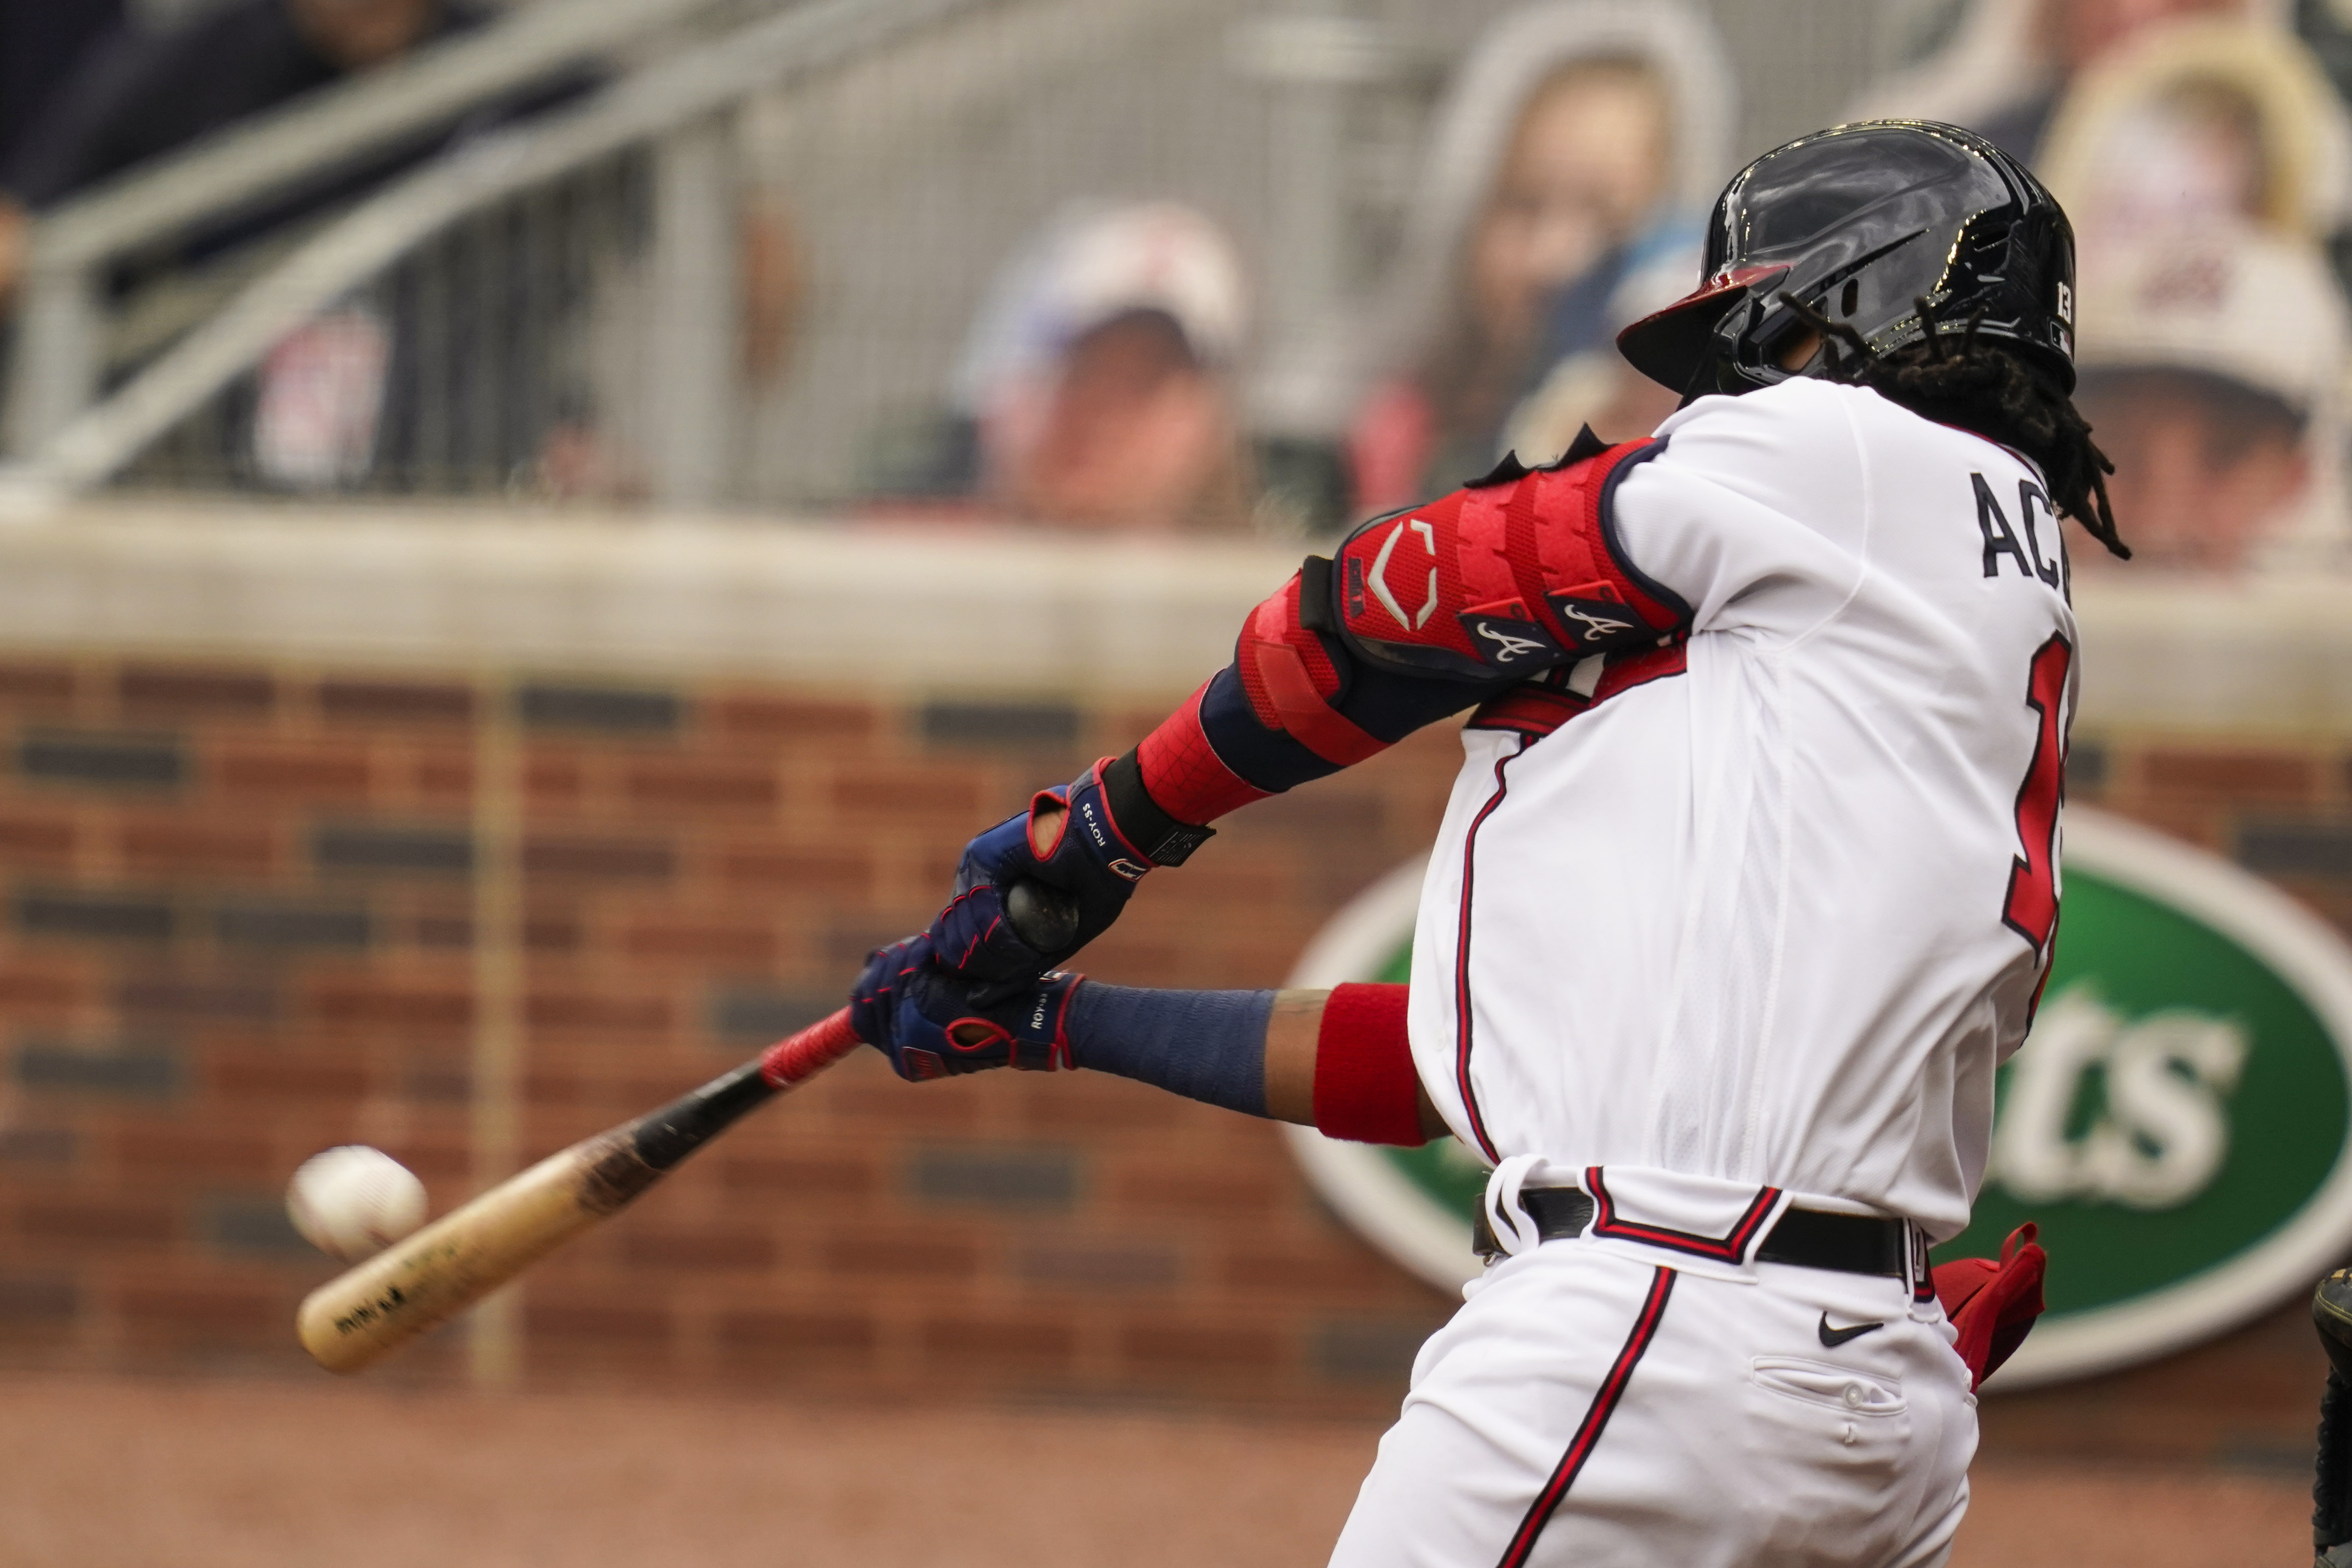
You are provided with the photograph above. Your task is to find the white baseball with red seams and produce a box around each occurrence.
[286,1145,429,1262]
[1341,377,2074,1567]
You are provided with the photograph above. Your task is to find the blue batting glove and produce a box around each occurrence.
[848,932,1082,1081]
[932,758,1192,989]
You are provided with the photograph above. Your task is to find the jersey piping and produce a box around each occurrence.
[1593,441,1690,625]
[1585,1168,1783,1263]
[1452,736,1529,1164]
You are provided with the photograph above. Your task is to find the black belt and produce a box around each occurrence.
[1469,1186,1910,1277]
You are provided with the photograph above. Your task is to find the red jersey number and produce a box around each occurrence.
[2002,634,2071,952]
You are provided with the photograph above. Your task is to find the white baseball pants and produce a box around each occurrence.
[1328,1241,1976,1568]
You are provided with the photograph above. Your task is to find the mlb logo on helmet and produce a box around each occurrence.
[1284,810,2352,1389]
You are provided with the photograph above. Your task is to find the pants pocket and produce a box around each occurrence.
[1751,1355,1907,1416]
[1737,1356,1912,1565]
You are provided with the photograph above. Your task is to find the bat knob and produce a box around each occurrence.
[1005,880,1080,955]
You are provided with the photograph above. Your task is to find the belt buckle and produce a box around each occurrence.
[1471,1203,1504,1264]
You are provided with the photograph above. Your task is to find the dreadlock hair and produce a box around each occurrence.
[1778,292,2130,560]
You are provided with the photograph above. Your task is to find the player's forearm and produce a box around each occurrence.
[1067,980,1444,1144]
[954,459,1676,949]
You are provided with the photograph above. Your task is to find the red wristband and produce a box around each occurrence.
[1312,982,1425,1146]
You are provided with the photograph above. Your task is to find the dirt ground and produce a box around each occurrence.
[0,1374,2308,1566]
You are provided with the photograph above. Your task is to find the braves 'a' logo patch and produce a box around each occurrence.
[1544,580,1646,652]
[1455,601,1564,670]
[1473,622,1550,664]
[1555,602,1634,642]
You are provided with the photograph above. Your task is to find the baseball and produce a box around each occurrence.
[286,1146,428,1262]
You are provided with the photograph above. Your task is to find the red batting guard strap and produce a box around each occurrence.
[1313,982,1426,1146]
[1237,581,1388,767]
[1136,681,1270,826]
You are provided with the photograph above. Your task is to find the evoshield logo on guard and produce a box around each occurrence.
[1279,812,2352,1390]
[1368,519,1439,631]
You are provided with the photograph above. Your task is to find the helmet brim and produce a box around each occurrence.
[1616,265,1789,393]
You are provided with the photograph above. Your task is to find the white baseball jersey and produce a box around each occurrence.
[1407,375,2077,1242]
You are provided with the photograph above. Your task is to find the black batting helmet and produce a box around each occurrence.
[1617,120,2077,401]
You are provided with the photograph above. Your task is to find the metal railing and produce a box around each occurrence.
[7,0,998,509]
[3,0,751,464]
[0,0,1897,519]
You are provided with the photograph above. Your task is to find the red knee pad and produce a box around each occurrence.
[1312,982,1426,1146]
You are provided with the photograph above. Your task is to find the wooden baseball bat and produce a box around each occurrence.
[295,882,1080,1376]
[296,1009,863,1374]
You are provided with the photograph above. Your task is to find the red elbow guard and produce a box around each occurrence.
[1332,436,1684,680]
[1312,982,1425,1146]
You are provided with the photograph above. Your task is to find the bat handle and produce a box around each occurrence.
[1005,878,1080,953]
[753,883,1075,1090]
[759,1007,864,1088]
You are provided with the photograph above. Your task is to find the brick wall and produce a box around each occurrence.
[0,509,2348,1454]
[0,653,1468,1415]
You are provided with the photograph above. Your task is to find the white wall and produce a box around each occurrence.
[2,498,2346,734]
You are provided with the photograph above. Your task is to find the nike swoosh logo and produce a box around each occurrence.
[1817,1313,1886,1348]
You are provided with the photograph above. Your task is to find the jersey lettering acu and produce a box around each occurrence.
[1407,377,2077,1240]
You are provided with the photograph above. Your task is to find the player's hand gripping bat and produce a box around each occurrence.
[296,882,1081,1374]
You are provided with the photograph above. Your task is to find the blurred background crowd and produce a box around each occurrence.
[5,0,2352,566]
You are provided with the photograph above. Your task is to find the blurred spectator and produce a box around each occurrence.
[1348,0,1733,517]
[0,0,124,173]
[0,0,503,307]
[1853,0,2266,163]
[0,0,757,499]
[2298,0,2352,112]
[1498,229,1706,474]
[1873,6,2352,578]
[2036,15,2352,250]
[2072,226,2348,572]
[870,200,1254,535]
[507,179,806,505]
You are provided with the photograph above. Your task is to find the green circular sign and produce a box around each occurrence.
[1284,810,2352,1388]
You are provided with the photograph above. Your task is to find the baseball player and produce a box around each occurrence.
[850,121,2117,1567]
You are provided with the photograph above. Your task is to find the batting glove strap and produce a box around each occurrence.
[1101,749,1215,867]
[850,932,1081,1082]
[934,758,1188,984]
[934,969,1081,1076]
